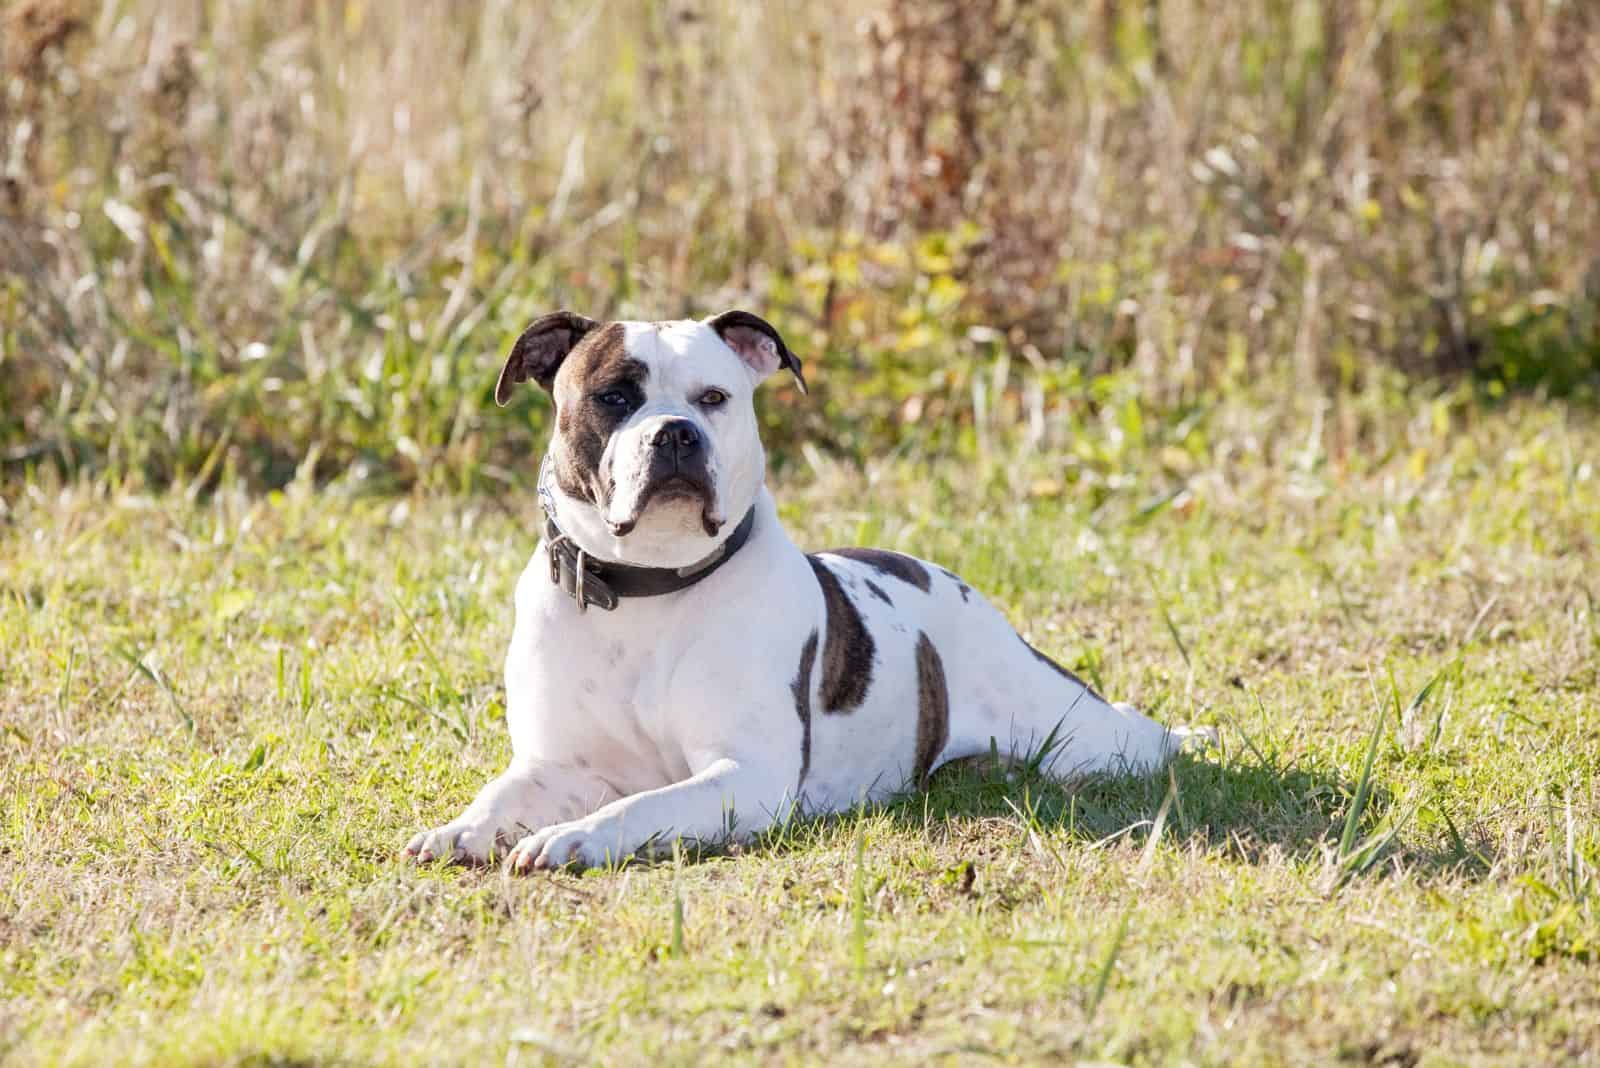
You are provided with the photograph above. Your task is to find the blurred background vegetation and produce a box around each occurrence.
[2,0,1597,494]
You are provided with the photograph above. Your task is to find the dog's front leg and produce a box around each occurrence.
[507,757,791,871]
[403,758,623,866]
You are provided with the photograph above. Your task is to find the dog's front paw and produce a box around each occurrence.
[507,819,623,872]
[402,820,506,866]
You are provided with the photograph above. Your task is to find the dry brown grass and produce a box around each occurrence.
[2,1,1597,488]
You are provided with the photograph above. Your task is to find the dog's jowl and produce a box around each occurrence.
[403,311,1207,870]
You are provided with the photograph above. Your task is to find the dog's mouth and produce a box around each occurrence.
[607,474,723,538]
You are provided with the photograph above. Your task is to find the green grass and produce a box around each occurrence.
[3,388,1599,1065]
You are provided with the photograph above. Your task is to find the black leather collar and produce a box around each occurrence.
[543,506,758,612]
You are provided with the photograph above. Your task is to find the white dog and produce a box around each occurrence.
[404,311,1202,870]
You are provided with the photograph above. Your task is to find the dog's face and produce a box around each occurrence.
[496,310,804,566]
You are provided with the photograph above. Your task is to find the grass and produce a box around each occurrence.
[6,3,1597,1061]
[6,1,1597,490]
[4,384,1598,1065]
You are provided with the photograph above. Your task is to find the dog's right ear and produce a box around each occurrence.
[705,309,807,394]
[495,311,599,405]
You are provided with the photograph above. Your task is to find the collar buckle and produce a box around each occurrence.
[546,528,618,612]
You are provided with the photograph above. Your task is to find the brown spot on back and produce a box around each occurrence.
[913,632,950,785]
[826,548,931,592]
[806,555,876,713]
[1022,636,1106,701]
[937,566,973,602]
[792,630,818,789]
[550,323,645,505]
[863,579,894,606]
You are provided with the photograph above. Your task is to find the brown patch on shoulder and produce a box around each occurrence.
[913,632,950,785]
[792,630,818,788]
[827,548,931,592]
[550,323,646,505]
[1022,636,1106,701]
[806,555,876,714]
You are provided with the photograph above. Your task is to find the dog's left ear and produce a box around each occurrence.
[496,311,599,405]
[705,309,807,394]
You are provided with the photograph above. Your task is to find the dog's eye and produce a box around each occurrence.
[596,390,630,409]
[698,388,729,408]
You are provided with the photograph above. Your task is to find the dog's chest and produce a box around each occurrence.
[504,550,700,788]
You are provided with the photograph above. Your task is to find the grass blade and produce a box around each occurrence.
[670,839,686,959]
[1145,570,1192,672]
[1339,696,1386,862]
[851,827,868,977]
[1338,795,1419,884]
[1085,909,1131,1029]
[114,644,193,735]
[1139,773,1178,876]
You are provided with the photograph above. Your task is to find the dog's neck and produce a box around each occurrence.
[538,453,756,570]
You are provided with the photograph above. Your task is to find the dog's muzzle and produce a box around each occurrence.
[611,419,721,538]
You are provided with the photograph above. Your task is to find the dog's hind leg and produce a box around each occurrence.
[941,629,1210,779]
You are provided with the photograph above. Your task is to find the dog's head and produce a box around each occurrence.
[496,310,805,567]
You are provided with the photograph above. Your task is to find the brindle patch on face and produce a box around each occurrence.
[827,547,931,592]
[1021,636,1106,701]
[913,631,950,785]
[550,323,645,506]
[792,630,818,789]
[806,555,876,714]
[937,565,973,602]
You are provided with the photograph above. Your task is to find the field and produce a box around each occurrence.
[5,1,1600,1065]
[5,385,1599,1065]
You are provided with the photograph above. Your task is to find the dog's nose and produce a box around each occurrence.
[650,419,701,457]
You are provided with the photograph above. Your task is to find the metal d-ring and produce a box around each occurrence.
[573,547,587,613]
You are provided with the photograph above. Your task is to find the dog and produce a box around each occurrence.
[403,310,1204,871]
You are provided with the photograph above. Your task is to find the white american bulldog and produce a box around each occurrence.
[403,310,1202,871]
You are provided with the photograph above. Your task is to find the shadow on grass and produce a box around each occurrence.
[719,747,1488,882]
[903,750,1366,867]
